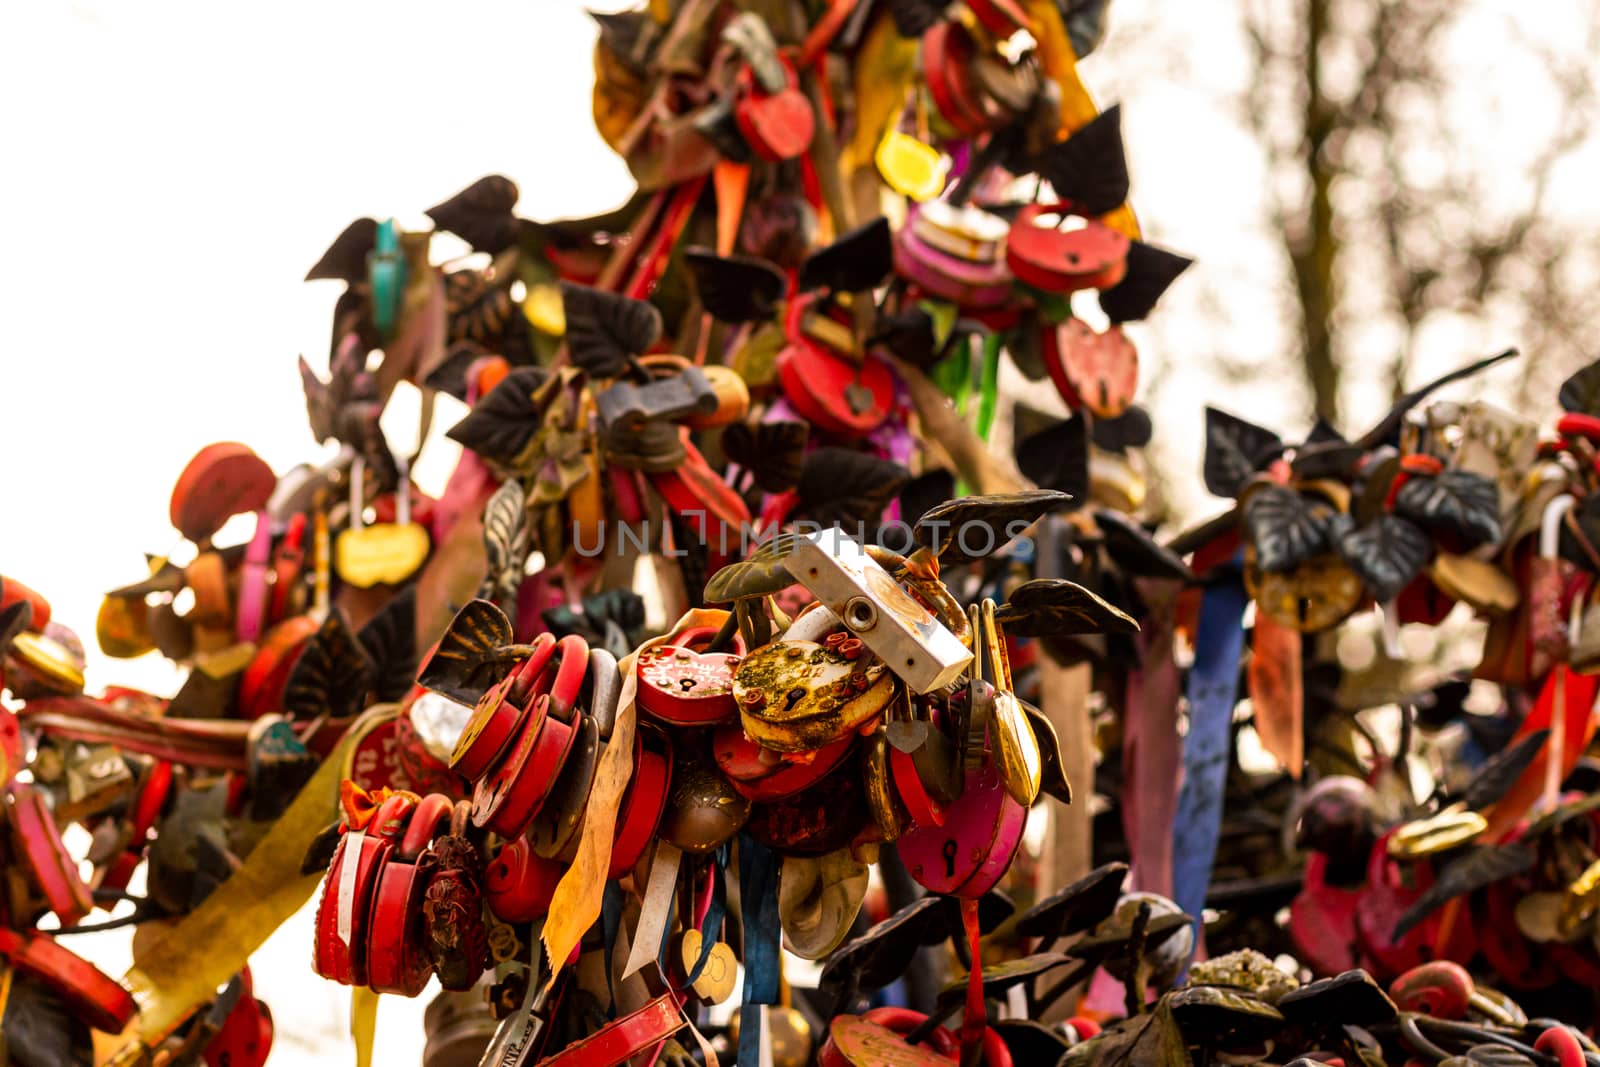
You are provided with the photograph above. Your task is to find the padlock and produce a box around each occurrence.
[899,763,1028,899]
[893,223,1015,309]
[0,574,51,633]
[1005,202,1131,294]
[1353,829,1476,979]
[237,614,320,719]
[785,529,972,694]
[922,22,992,138]
[734,56,816,162]
[485,836,564,923]
[471,694,578,839]
[527,709,601,860]
[1245,548,1367,633]
[747,767,871,856]
[368,793,455,996]
[450,635,555,780]
[1047,318,1138,419]
[713,719,855,802]
[5,627,86,696]
[636,627,745,726]
[336,455,431,589]
[595,365,720,446]
[0,927,139,1034]
[609,722,674,878]
[658,745,752,855]
[246,714,317,821]
[911,200,1010,265]
[885,690,962,829]
[202,967,274,1067]
[424,799,491,992]
[59,742,134,823]
[168,441,277,545]
[1288,851,1363,977]
[732,637,896,754]
[314,792,418,987]
[97,757,174,893]
[6,780,95,926]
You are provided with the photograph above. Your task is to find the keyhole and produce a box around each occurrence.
[1298,596,1311,625]
[680,677,698,692]
[784,687,806,711]
[942,839,958,877]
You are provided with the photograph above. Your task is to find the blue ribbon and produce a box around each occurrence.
[738,833,782,1067]
[601,880,625,1016]
[683,845,729,987]
[1171,569,1248,957]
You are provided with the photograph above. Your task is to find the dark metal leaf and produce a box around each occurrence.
[683,248,786,323]
[940,953,1083,1006]
[425,175,523,254]
[1203,408,1284,498]
[818,896,945,1013]
[1080,999,1190,1067]
[107,561,187,599]
[798,217,893,294]
[305,217,377,282]
[422,341,487,403]
[1015,862,1129,939]
[560,283,662,378]
[996,578,1139,637]
[1559,358,1600,416]
[1025,702,1074,806]
[1277,970,1395,1026]
[1094,510,1192,581]
[723,420,809,493]
[990,1019,1071,1062]
[479,478,528,610]
[1017,416,1090,502]
[914,490,1074,565]
[416,599,515,705]
[1032,106,1128,218]
[1291,441,1366,481]
[1063,0,1113,56]
[1242,486,1334,574]
[445,366,554,470]
[283,610,375,720]
[796,448,909,528]
[541,588,647,661]
[1459,730,1550,813]
[300,821,343,875]
[703,534,805,603]
[1391,843,1536,940]
[867,305,939,369]
[1353,349,1518,451]
[898,469,957,529]
[1093,406,1153,453]
[1336,515,1430,601]
[1166,985,1283,1042]
[1099,240,1192,324]
[357,587,417,704]
[1392,470,1502,549]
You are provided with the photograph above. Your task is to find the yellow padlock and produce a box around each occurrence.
[335,456,431,589]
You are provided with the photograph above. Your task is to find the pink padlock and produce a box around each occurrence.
[899,766,1027,899]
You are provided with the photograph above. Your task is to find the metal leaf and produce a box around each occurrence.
[1032,106,1129,218]
[1391,843,1536,940]
[796,448,910,528]
[1560,357,1600,415]
[1243,485,1335,574]
[1,600,32,655]
[723,420,808,493]
[1458,729,1548,811]
[479,477,528,610]
[818,896,945,1013]
[1166,985,1283,1042]
[702,534,805,604]
[1392,470,1502,549]
[425,175,524,255]
[1015,862,1129,939]
[305,217,377,282]
[561,283,662,378]
[1354,349,1517,451]
[798,217,892,294]
[1203,407,1284,498]
[282,611,375,720]
[1094,510,1192,581]
[416,599,514,705]
[445,366,555,471]
[914,490,1074,565]
[357,587,417,704]
[1336,515,1431,601]
[1277,970,1395,1026]
[1099,241,1192,324]
[1016,416,1090,502]
[684,248,786,323]
[996,578,1139,637]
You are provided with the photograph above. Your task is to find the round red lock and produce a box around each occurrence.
[544,635,590,721]
[0,927,138,1033]
[1557,412,1600,444]
[471,696,578,839]
[100,758,174,893]
[922,23,991,138]
[1006,204,1130,294]
[314,794,415,986]
[610,727,675,879]
[714,723,855,802]
[507,632,559,705]
[486,837,565,922]
[450,672,534,782]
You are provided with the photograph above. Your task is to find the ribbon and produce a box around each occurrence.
[1121,581,1182,898]
[738,833,782,1067]
[957,897,985,1067]
[1249,609,1304,779]
[601,881,626,1015]
[683,850,729,988]
[624,840,683,981]
[1170,569,1248,955]
[351,985,379,1067]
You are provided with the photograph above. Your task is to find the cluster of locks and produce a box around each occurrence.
[8,0,1600,1065]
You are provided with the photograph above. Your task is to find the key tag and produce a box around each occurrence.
[875,97,947,203]
[335,456,431,589]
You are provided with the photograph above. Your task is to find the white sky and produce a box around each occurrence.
[3,1,1597,1061]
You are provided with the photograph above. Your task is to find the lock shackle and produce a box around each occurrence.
[866,544,971,645]
[980,599,1012,692]
[397,793,455,861]
[546,635,591,721]
[509,633,559,706]
[368,792,419,843]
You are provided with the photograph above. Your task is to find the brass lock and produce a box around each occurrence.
[784,530,971,694]
[732,639,896,753]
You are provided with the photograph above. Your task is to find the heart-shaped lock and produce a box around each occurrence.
[1048,318,1138,419]
[637,635,743,726]
[733,639,897,753]
[314,792,417,986]
[658,746,752,855]
[1288,851,1363,977]
[367,793,454,996]
[1352,829,1476,979]
[734,57,816,162]
[713,721,855,802]
[679,928,738,1003]
[336,456,431,589]
[899,765,1028,899]
[1005,203,1131,293]
[1245,549,1367,633]
[471,694,577,839]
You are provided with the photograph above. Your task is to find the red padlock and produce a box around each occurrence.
[533,634,590,722]
[450,635,556,781]
[202,967,274,1067]
[367,793,455,996]
[169,442,277,544]
[734,57,816,162]
[610,724,675,879]
[528,710,602,861]
[314,792,417,986]
[0,926,138,1034]
[486,836,565,922]
[922,23,991,138]
[1352,830,1476,979]
[471,695,578,839]
[1475,877,1560,991]
[237,614,320,719]
[714,722,855,802]
[1388,960,1473,1019]
[1006,203,1130,294]
[637,640,743,725]
[6,780,95,926]
[1049,319,1138,419]
[0,575,50,632]
[98,758,174,893]
[1288,852,1362,977]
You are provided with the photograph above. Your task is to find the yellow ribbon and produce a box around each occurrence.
[352,986,379,1067]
